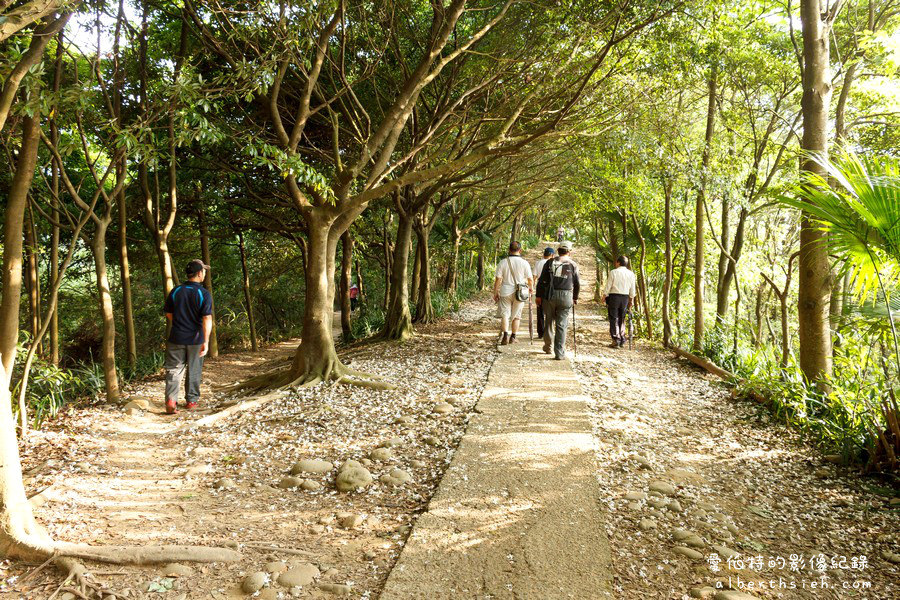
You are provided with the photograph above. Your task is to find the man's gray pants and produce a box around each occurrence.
[165,343,204,405]
[542,299,571,359]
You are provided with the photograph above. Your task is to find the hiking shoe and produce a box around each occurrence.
[500,332,509,346]
[509,334,517,344]
[609,342,620,349]
[165,397,178,414]
[186,401,199,410]
[542,344,552,354]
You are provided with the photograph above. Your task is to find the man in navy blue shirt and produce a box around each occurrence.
[163,259,213,414]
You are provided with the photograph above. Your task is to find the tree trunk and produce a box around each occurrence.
[4,113,41,435]
[24,207,41,357]
[834,61,857,145]
[716,207,748,322]
[694,64,717,350]
[198,206,218,358]
[715,194,730,323]
[413,221,434,324]
[382,215,392,311]
[509,215,520,245]
[116,162,136,366]
[662,180,673,347]
[91,225,121,404]
[237,230,258,351]
[780,294,790,368]
[609,219,619,264]
[632,214,653,339]
[445,227,461,294]
[798,0,834,383]
[410,230,421,309]
[476,242,485,290]
[383,213,413,340]
[287,218,344,383]
[339,231,353,342]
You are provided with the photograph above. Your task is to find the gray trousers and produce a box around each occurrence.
[542,299,571,359]
[165,343,204,404]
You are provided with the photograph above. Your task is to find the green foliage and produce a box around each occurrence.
[783,153,900,298]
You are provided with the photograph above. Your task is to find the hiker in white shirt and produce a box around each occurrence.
[601,255,637,348]
[532,247,555,338]
[492,241,533,346]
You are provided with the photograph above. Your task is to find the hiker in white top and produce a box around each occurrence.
[532,247,555,338]
[492,241,533,346]
[601,255,637,348]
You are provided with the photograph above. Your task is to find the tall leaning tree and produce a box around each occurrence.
[797,0,844,383]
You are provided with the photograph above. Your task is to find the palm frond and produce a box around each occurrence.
[780,152,900,300]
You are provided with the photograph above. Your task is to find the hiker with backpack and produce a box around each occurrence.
[601,255,637,348]
[536,241,581,360]
[492,241,533,345]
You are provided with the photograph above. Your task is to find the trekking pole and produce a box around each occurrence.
[628,310,635,351]
[528,296,534,344]
[572,303,577,358]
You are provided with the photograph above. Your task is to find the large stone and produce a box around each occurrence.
[379,436,404,448]
[649,497,668,509]
[368,447,393,462]
[337,513,364,529]
[624,491,647,501]
[423,435,442,447]
[300,479,322,492]
[278,563,320,587]
[635,455,654,470]
[672,546,704,560]
[639,518,657,531]
[432,402,454,415]
[690,587,717,599]
[125,398,151,410]
[291,459,334,475]
[242,572,269,594]
[277,476,304,489]
[380,468,412,486]
[264,561,288,574]
[319,583,352,595]
[123,401,145,415]
[335,460,373,493]
[711,545,741,560]
[649,481,677,496]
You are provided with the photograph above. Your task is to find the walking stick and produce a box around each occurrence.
[628,309,634,351]
[572,303,577,358]
[528,296,534,344]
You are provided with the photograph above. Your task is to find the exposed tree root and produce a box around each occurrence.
[52,542,242,564]
[10,536,241,599]
[169,388,291,433]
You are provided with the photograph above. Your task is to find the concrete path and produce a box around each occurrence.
[381,254,613,598]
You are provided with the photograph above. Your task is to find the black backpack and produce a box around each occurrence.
[548,259,575,308]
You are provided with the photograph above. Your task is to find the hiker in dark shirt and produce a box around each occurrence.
[163,259,213,414]
[536,241,580,360]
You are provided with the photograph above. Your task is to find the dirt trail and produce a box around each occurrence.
[381,246,613,599]
[10,314,499,598]
[7,245,898,599]
[571,264,899,598]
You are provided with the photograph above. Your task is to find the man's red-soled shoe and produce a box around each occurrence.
[186,401,198,410]
[165,397,178,414]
